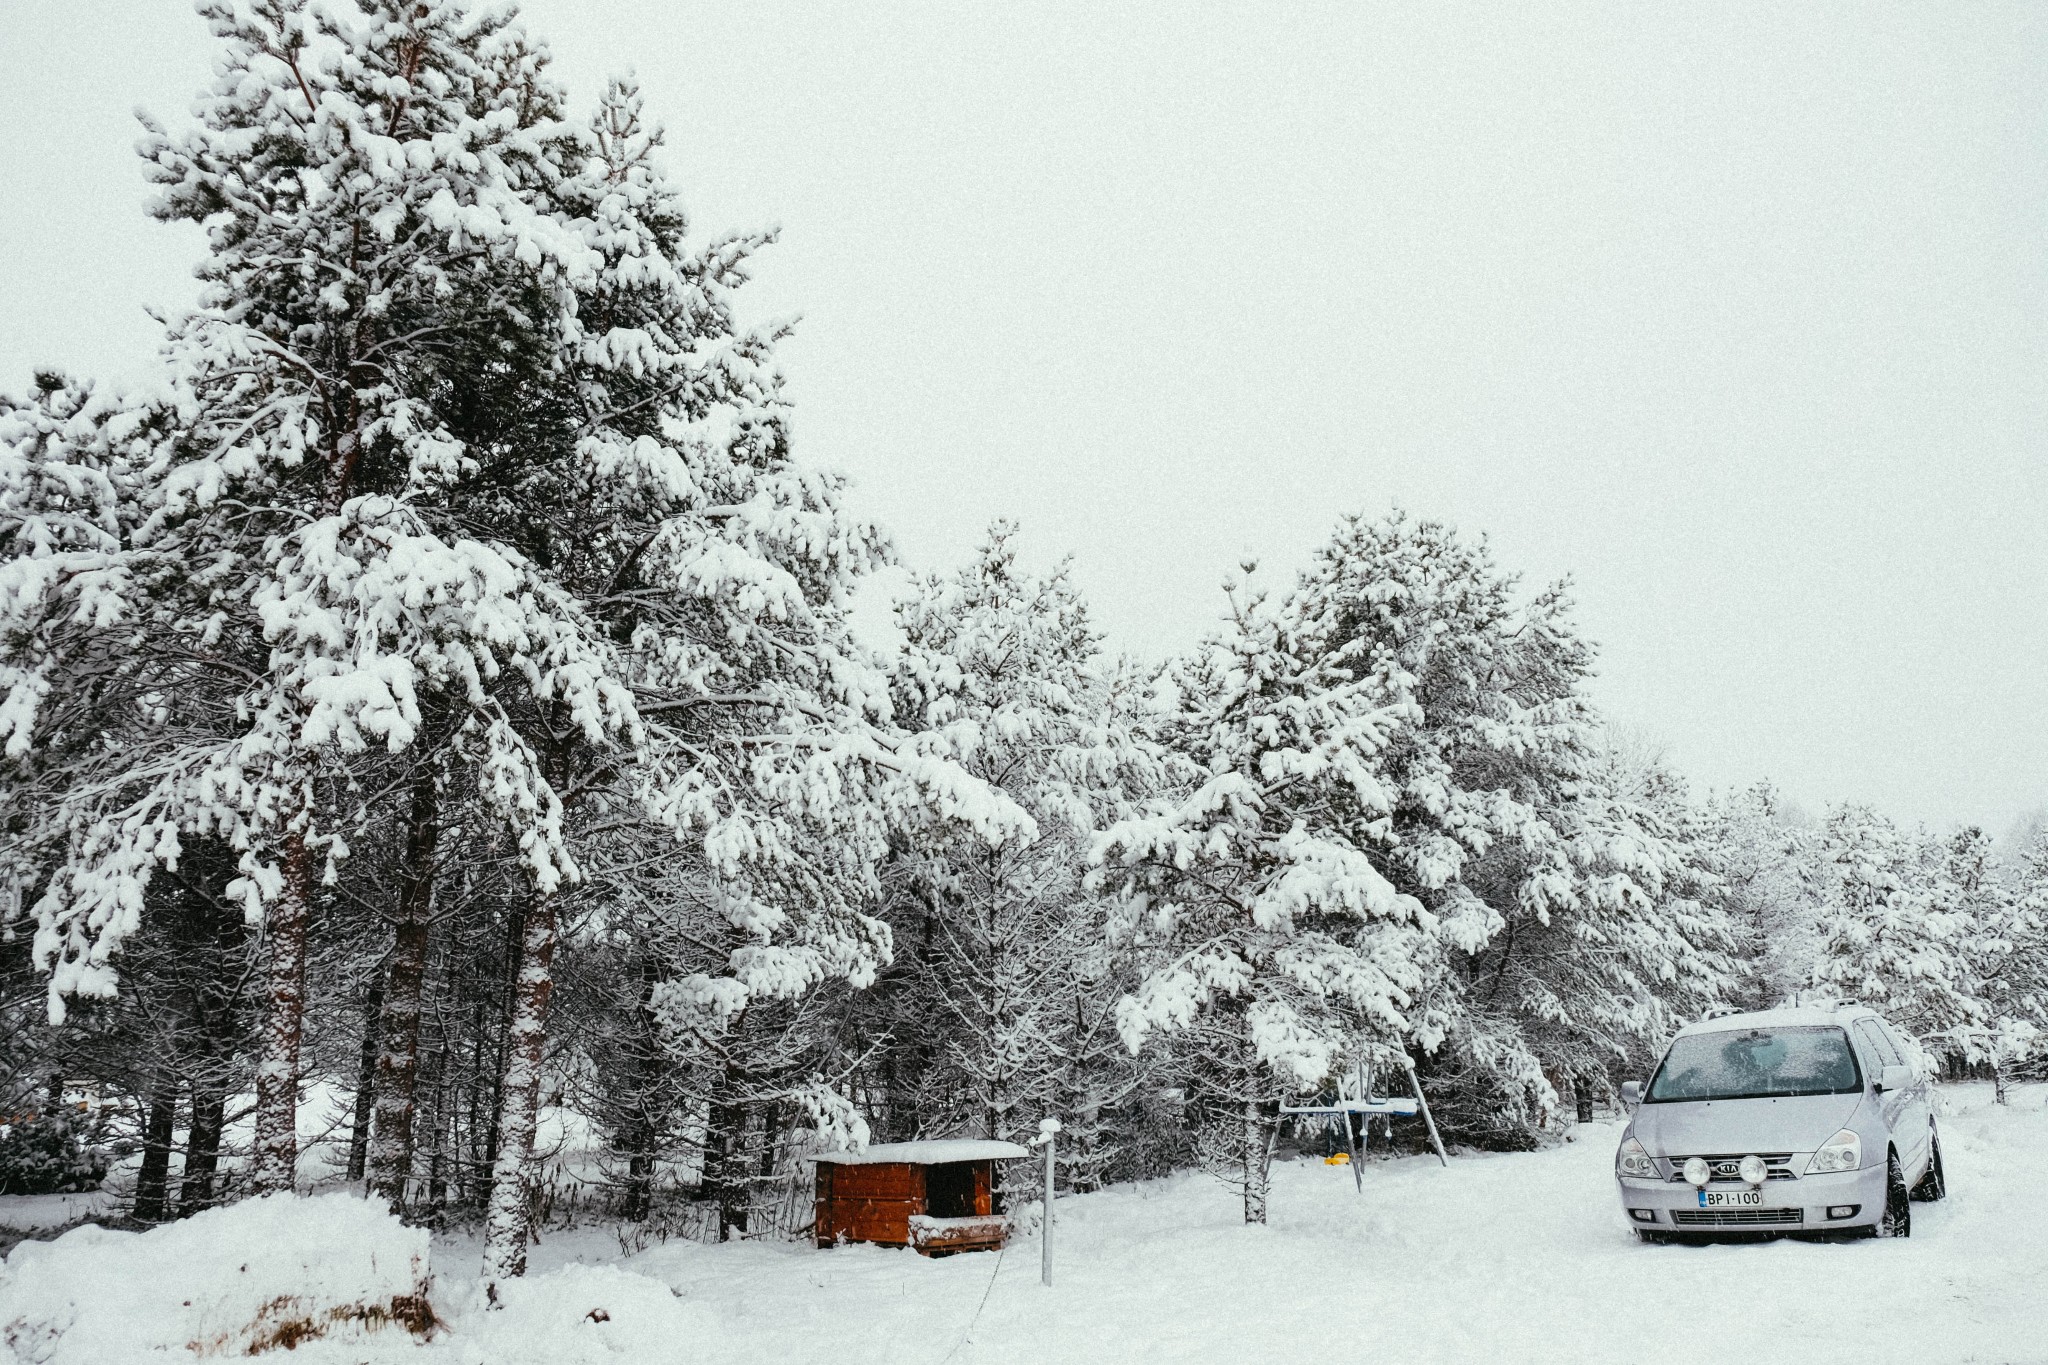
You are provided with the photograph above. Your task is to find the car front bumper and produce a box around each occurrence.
[1616,1165,1889,1234]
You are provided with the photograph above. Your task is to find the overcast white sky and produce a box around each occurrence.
[2,2,2044,833]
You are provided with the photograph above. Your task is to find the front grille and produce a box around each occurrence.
[1671,1208,1805,1227]
[1666,1153,1797,1183]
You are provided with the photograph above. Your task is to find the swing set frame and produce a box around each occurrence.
[1279,1056,1450,1191]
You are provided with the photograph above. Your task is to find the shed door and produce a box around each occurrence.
[925,1162,980,1218]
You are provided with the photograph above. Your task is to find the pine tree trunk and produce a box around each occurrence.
[345,979,383,1183]
[420,971,451,1213]
[467,999,489,1208]
[131,1076,178,1223]
[618,951,665,1222]
[703,1095,752,1242]
[250,832,313,1196]
[420,1043,447,1212]
[481,891,556,1295]
[178,1086,226,1216]
[369,770,440,1205]
[755,1102,783,1180]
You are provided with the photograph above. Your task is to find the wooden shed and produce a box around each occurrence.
[811,1140,1029,1255]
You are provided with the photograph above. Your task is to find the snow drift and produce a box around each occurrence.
[450,1262,722,1365]
[0,1193,432,1362]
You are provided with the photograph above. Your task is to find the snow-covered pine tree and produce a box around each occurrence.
[864,526,1164,1188]
[453,75,1037,1271]
[1694,781,1820,1010]
[1926,826,2041,1075]
[1,0,612,1205]
[1290,512,1738,1142]
[1976,831,2048,1084]
[5,2,1029,1285]
[1807,805,1989,1050]
[1095,566,1432,1223]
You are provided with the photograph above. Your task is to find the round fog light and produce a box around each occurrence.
[1683,1157,1711,1187]
[1739,1154,1768,1186]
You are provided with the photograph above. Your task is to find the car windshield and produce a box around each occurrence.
[1645,1025,1862,1103]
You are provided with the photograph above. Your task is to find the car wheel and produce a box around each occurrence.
[1910,1130,1946,1203]
[1880,1149,1912,1237]
[1635,1229,1665,1244]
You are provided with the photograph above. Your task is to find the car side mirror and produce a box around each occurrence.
[1619,1081,1642,1108]
[1875,1064,1912,1093]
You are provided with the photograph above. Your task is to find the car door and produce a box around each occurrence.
[1852,1019,1920,1174]
[1877,1017,1935,1176]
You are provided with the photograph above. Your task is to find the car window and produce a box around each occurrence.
[1644,1026,1863,1103]
[1876,1020,1921,1074]
[1854,1019,1900,1069]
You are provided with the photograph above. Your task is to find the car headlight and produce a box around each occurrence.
[1616,1136,1658,1179]
[1804,1129,1862,1175]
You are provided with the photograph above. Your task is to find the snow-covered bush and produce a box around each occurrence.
[0,1109,106,1197]
[0,1193,431,1361]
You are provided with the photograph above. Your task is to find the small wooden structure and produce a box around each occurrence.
[811,1140,1028,1255]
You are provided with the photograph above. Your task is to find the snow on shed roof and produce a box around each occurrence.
[808,1140,1030,1165]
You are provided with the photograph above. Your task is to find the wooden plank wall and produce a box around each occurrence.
[815,1163,925,1248]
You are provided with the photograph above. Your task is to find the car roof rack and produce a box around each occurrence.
[1783,991,1861,1013]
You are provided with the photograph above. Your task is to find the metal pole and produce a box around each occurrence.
[1346,1059,1364,1192]
[1037,1117,1061,1286]
[1402,1057,1450,1168]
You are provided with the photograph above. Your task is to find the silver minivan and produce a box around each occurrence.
[1613,1004,1946,1241]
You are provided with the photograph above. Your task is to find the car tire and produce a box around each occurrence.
[1635,1229,1665,1244]
[1910,1131,1946,1203]
[1880,1149,1912,1237]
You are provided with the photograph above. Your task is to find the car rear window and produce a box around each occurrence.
[1645,1025,1863,1103]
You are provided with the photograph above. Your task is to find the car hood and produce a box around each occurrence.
[1631,1092,1862,1156]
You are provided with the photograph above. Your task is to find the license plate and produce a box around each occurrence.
[1698,1188,1765,1209]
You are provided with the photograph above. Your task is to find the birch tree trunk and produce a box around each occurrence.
[1242,1096,1271,1225]
[250,832,313,1195]
[369,770,440,1204]
[482,891,556,1295]
[1240,1022,1272,1226]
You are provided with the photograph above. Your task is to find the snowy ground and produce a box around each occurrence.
[5,1083,2044,1364]
[0,1193,114,1236]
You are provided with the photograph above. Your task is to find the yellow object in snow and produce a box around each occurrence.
[1325,1153,1351,1166]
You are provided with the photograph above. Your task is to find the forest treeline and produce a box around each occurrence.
[2,0,2043,1272]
